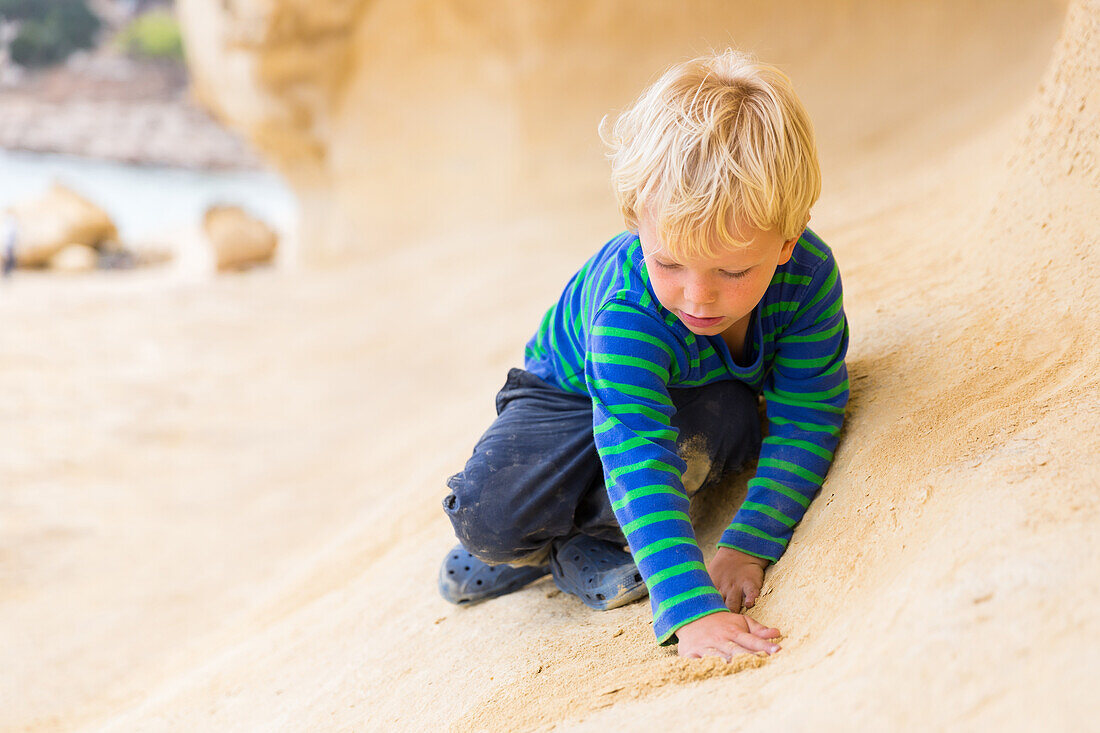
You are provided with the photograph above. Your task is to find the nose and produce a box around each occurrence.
[684,273,717,306]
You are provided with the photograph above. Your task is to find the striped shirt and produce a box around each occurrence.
[524,229,849,643]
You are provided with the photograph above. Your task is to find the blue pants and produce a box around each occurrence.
[443,368,762,565]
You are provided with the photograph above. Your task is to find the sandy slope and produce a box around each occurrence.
[3,0,1099,730]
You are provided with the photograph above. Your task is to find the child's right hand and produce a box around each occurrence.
[675,611,781,660]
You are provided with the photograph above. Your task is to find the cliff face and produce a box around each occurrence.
[177,0,369,261]
[178,0,366,171]
[169,1,1098,725]
[177,0,1068,263]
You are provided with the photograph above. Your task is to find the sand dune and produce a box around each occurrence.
[3,0,1098,729]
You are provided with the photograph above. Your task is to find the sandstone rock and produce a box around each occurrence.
[48,243,98,273]
[202,205,278,271]
[6,183,118,267]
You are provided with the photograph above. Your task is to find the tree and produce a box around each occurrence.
[2,0,102,68]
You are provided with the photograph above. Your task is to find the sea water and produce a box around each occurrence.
[0,147,298,252]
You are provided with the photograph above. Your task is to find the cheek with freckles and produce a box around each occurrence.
[648,271,681,310]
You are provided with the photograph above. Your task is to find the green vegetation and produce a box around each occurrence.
[1,0,102,67]
[115,9,184,61]
[0,0,44,18]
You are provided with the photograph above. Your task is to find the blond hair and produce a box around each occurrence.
[601,49,821,258]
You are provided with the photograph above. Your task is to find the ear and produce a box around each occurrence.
[777,216,809,266]
[777,233,799,266]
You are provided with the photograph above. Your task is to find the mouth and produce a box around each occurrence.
[678,311,725,328]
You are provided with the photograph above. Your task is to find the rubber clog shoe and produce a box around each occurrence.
[548,535,649,611]
[438,545,549,605]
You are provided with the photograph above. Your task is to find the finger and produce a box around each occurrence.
[744,616,781,638]
[725,587,744,613]
[732,631,781,655]
[701,646,734,662]
[742,580,760,608]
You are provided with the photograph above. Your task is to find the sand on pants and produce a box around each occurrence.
[2,0,1099,730]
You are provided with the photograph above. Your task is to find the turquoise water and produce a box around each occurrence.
[0,148,297,243]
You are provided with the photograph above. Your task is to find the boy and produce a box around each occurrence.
[440,49,848,660]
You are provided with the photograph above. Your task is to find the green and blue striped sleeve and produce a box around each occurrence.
[719,256,850,561]
[586,303,728,644]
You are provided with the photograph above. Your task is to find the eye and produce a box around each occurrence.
[653,260,681,270]
[720,268,750,280]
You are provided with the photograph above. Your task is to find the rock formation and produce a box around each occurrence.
[5,182,118,267]
[203,204,278,270]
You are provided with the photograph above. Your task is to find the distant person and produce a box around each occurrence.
[2,213,16,276]
[439,49,848,660]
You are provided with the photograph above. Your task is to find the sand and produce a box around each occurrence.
[3,0,1099,729]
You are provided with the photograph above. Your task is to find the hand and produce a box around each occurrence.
[707,547,770,612]
[675,611,781,660]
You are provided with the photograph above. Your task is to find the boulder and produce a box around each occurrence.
[48,244,98,273]
[6,183,118,267]
[202,205,278,271]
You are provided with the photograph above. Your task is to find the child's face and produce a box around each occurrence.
[638,212,799,339]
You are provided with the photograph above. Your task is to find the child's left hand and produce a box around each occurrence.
[707,547,771,612]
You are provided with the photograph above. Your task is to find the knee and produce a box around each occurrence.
[672,381,763,487]
[702,381,762,450]
[674,380,760,429]
[706,380,760,417]
[442,484,537,565]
